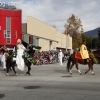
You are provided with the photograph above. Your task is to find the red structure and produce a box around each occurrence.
[0,6,22,48]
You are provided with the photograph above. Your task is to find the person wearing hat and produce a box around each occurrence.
[80,41,89,64]
[16,39,26,71]
[1,44,7,55]
[58,49,63,65]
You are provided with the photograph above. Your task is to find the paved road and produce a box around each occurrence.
[0,62,100,100]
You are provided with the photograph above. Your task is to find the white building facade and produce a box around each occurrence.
[22,16,72,51]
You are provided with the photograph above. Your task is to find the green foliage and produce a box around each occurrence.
[92,37,100,49]
[81,33,100,49]
[12,51,17,57]
[81,33,88,41]
[24,51,36,64]
[98,29,100,40]
[81,33,91,48]
[89,51,99,64]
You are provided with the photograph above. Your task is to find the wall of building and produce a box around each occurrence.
[27,16,57,41]
[0,8,22,46]
[51,42,57,50]
[0,9,6,45]
[39,39,49,51]
[66,34,72,49]
[56,32,61,48]
[22,33,29,44]
[61,34,66,48]
[39,39,57,51]
[56,31,66,49]
[23,16,72,51]
[11,10,22,46]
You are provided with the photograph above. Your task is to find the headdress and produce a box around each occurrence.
[17,39,21,44]
[82,41,86,44]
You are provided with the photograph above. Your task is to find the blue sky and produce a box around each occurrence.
[0,0,100,33]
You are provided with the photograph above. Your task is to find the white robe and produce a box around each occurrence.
[58,51,63,65]
[0,53,6,69]
[16,44,26,71]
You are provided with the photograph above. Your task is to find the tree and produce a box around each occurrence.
[64,14,83,49]
[72,33,82,49]
[98,29,100,40]
[97,29,100,49]
[81,33,91,48]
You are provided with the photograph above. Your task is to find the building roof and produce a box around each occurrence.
[0,5,16,10]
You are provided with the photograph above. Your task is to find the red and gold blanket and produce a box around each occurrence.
[75,52,82,59]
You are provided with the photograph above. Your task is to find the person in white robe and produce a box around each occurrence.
[0,45,8,70]
[16,39,26,71]
[58,49,63,65]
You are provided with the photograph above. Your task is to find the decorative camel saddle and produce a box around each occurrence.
[75,52,82,59]
[75,51,98,64]
[23,51,36,64]
[11,51,36,64]
[11,51,17,62]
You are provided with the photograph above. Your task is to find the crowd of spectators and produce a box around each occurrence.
[33,51,58,65]
[33,50,70,65]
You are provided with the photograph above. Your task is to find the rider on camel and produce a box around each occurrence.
[16,39,26,71]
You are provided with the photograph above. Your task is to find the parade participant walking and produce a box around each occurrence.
[58,49,63,65]
[16,39,26,71]
[1,44,8,70]
[80,41,90,64]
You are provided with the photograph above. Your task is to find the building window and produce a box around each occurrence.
[0,26,1,30]
[6,38,10,43]
[6,17,10,31]
[4,30,7,38]
[6,30,10,38]
[36,38,39,46]
[6,17,11,43]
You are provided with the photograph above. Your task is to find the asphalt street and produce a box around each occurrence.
[0,61,100,100]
